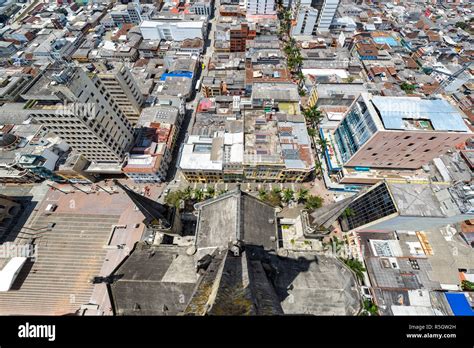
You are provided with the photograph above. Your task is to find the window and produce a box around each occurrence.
[408,143,414,146]
[404,136,411,140]
[429,136,436,140]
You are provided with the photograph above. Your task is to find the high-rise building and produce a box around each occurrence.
[89,63,144,125]
[246,0,276,15]
[110,2,143,26]
[332,93,472,170]
[316,0,339,32]
[291,6,319,36]
[22,63,134,164]
[291,0,339,35]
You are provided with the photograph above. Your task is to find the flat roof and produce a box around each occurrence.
[371,96,470,133]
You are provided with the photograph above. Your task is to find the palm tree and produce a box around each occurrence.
[317,138,328,152]
[284,44,293,55]
[183,186,193,201]
[305,195,323,209]
[296,188,309,203]
[294,53,303,67]
[193,188,204,202]
[297,71,305,82]
[314,160,324,178]
[206,186,215,198]
[307,128,317,137]
[303,105,322,127]
[217,189,228,196]
[272,187,281,195]
[165,190,183,208]
[281,188,294,203]
[265,191,282,207]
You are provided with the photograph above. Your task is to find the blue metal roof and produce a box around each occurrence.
[371,97,470,132]
[373,36,399,47]
[445,293,474,316]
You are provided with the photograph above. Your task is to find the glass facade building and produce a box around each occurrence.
[339,182,397,231]
[334,98,378,163]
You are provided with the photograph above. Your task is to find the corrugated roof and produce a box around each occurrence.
[371,96,470,132]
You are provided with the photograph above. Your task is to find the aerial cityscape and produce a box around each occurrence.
[0,0,473,319]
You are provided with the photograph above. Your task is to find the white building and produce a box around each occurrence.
[317,0,339,32]
[246,0,276,15]
[190,0,213,17]
[110,2,143,26]
[291,6,319,36]
[139,20,205,41]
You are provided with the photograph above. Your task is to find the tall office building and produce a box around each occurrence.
[291,6,319,36]
[110,1,143,26]
[316,0,339,32]
[291,0,339,35]
[246,0,276,15]
[89,62,144,125]
[333,93,472,170]
[23,63,134,164]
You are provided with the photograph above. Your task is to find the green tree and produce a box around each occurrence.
[193,189,204,201]
[342,258,366,282]
[164,190,183,208]
[461,280,474,291]
[284,44,294,55]
[305,195,323,209]
[303,106,322,126]
[265,190,282,207]
[362,299,379,316]
[307,128,317,137]
[400,82,416,94]
[297,71,305,81]
[217,189,228,196]
[455,21,468,30]
[182,186,193,201]
[281,188,294,203]
[272,187,281,195]
[317,138,328,152]
[314,160,324,177]
[296,188,309,203]
[206,187,215,198]
[258,188,267,200]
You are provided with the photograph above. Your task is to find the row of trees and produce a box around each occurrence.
[164,186,324,210]
[257,187,323,209]
[302,104,328,178]
[278,8,306,96]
